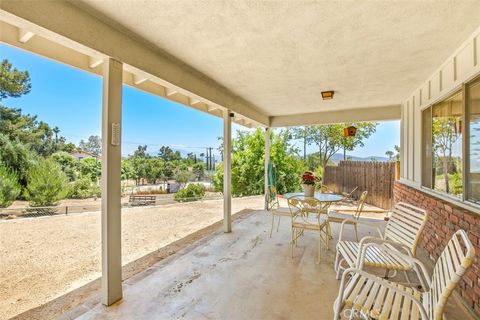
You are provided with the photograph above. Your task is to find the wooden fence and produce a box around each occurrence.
[323,161,398,210]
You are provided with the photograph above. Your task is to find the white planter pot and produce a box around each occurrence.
[302,184,315,197]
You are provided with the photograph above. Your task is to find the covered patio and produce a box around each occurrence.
[69,210,471,320]
[1,1,480,319]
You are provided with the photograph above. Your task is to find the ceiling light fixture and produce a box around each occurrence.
[321,90,334,100]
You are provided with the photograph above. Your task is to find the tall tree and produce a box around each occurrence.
[213,129,304,196]
[0,59,31,99]
[79,135,101,157]
[306,122,377,169]
[432,117,459,193]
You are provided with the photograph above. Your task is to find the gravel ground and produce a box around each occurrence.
[0,196,264,320]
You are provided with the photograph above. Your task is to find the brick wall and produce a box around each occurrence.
[394,181,480,316]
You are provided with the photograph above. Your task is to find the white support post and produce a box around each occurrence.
[101,58,123,306]
[264,127,271,210]
[223,109,232,233]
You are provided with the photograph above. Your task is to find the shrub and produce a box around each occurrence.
[69,176,100,199]
[25,158,69,206]
[0,165,21,207]
[174,183,206,202]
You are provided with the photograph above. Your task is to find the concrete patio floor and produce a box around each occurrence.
[73,210,474,320]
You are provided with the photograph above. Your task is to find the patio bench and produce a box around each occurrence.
[129,195,156,206]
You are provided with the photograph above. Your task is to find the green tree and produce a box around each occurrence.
[79,135,101,157]
[78,157,101,181]
[306,122,377,169]
[0,59,31,99]
[25,159,69,206]
[0,134,37,188]
[69,176,100,199]
[174,183,205,202]
[214,129,304,196]
[0,165,21,207]
[158,146,181,161]
[432,117,460,193]
[174,169,196,187]
[51,151,78,181]
[385,150,394,160]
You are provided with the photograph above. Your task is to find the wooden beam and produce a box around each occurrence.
[207,105,218,112]
[270,105,401,127]
[18,27,34,43]
[190,98,201,105]
[89,56,103,69]
[133,74,147,85]
[165,87,178,96]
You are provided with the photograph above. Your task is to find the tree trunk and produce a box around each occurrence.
[443,158,449,193]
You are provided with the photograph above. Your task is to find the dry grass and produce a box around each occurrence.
[0,196,264,320]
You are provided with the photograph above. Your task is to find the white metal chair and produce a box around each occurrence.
[267,186,298,237]
[333,229,475,320]
[341,186,358,204]
[288,197,329,264]
[334,202,428,285]
[327,190,368,241]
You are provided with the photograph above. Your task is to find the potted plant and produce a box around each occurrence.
[301,171,316,197]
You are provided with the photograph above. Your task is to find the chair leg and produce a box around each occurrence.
[354,224,359,242]
[334,250,340,272]
[317,232,321,264]
[336,258,345,280]
[276,215,281,232]
[270,214,275,238]
[291,228,295,258]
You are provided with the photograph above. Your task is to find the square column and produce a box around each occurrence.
[223,110,232,232]
[264,127,271,209]
[101,58,123,305]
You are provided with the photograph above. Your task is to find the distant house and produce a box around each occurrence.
[71,150,95,160]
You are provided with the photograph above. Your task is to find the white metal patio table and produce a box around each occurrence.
[283,192,343,203]
[283,192,343,243]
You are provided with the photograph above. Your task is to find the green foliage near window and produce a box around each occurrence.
[214,129,304,196]
[174,183,206,202]
[69,176,101,199]
[0,165,21,207]
[25,159,69,206]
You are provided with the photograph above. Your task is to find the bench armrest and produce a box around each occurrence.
[338,219,384,242]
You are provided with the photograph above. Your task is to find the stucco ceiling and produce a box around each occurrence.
[75,0,480,117]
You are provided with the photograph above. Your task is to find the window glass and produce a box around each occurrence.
[431,91,463,197]
[467,78,480,202]
[422,108,432,188]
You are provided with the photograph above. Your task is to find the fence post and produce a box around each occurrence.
[395,161,401,180]
[65,206,68,215]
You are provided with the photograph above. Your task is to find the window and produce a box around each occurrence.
[467,77,480,202]
[422,76,480,204]
[422,90,463,198]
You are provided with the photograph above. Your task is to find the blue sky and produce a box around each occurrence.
[1,44,399,158]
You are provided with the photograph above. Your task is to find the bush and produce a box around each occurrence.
[25,158,69,206]
[0,165,21,207]
[174,183,206,202]
[69,176,100,199]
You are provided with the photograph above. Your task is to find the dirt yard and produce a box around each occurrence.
[0,196,264,320]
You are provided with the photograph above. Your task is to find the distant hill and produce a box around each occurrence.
[329,153,389,164]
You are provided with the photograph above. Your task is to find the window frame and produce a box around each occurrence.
[421,75,480,206]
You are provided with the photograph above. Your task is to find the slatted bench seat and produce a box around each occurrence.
[129,195,156,206]
[335,202,428,285]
